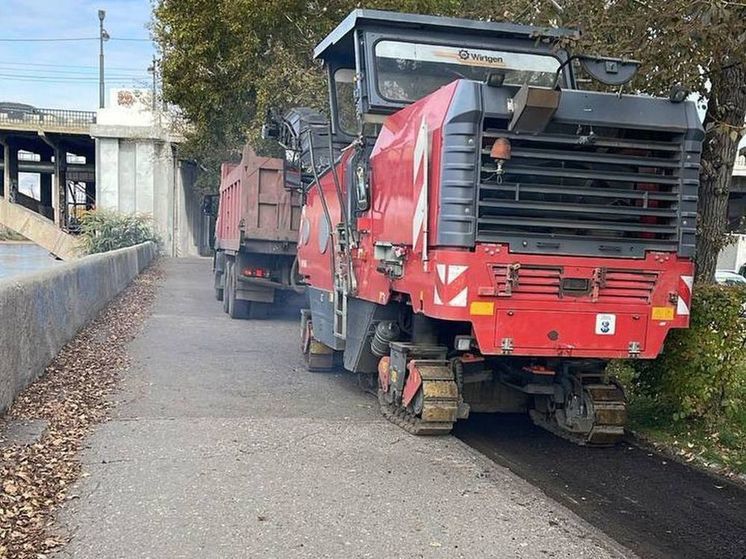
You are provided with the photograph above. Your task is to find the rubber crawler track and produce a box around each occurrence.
[378,390,453,435]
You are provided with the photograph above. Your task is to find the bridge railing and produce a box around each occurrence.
[0,107,96,131]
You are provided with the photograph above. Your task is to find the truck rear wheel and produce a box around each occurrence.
[248,302,270,320]
[228,293,251,319]
[214,251,226,301]
[227,264,251,319]
[222,262,231,314]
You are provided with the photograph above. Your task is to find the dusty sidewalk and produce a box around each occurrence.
[54,258,633,559]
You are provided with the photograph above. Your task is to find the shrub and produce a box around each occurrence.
[0,225,26,241]
[630,284,746,421]
[78,211,159,255]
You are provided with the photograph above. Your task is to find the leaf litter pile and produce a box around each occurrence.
[0,263,164,558]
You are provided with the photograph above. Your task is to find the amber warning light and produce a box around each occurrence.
[490,137,511,183]
[490,137,511,160]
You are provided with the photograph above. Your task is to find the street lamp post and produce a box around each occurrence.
[98,10,109,109]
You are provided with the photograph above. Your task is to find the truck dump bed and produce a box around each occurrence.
[216,146,301,253]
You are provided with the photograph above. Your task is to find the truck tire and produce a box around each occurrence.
[222,262,231,314]
[227,264,251,319]
[214,252,225,301]
[248,302,270,320]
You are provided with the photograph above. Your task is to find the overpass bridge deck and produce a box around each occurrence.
[0,107,96,136]
[0,107,96,258]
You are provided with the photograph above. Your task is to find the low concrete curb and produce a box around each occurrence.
[0,241,156,414]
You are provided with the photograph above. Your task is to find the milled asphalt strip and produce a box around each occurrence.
[54,258,636,559]
[456,415,746,559]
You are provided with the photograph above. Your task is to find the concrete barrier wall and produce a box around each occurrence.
[0,242,156,414]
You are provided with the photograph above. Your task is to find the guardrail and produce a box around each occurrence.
[0,107,96,131]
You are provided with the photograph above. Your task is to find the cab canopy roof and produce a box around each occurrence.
[314,9,579,63]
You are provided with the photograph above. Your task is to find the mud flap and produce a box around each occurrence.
[301,309,334,371]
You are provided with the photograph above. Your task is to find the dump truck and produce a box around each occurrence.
[213,145,302,319]
[265,10,703,445]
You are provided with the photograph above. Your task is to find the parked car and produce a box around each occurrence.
[715,270,746,286]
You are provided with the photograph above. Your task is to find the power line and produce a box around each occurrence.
[0,73,149,84]
[0,37,98,42]
[0,66,149,77]
[0,70,150,80]
[0,36,151,43]
[0,61,147,71]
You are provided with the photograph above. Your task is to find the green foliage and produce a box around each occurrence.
[0,225,25,241]
[78,211,160,255]
[627,285,746,421]
[611,286,746,474]
[152,0,472,182]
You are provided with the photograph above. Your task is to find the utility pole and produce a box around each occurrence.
[148,55,157,112]
[98,10,108,109]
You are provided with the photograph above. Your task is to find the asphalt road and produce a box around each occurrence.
[54,258,629,559]
[455,415,746,559]
[53,257,746,558]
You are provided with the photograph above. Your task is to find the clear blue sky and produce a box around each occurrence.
[0,0,156,110]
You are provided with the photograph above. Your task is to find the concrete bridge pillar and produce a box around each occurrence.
[55,146,68,229]
[1,140,19,203]
[40,135,69,230]
[39,154,54,220]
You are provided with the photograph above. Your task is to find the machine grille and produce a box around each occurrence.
[478,120,696,257]
[489,265,658,303]
[491,264,562,298]
[597,269,658,303]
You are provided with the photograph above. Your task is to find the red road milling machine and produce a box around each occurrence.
[263,10,703,444]
[213,145,302,319]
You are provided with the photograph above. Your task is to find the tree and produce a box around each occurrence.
[152,1,460,182]
[152,0,746,281]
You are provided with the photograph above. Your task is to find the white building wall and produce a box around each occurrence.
[717,235,746,273]
[175,161,203,257]
[96,138,120,210]
[117,140,136,214]
[135,142,155,216]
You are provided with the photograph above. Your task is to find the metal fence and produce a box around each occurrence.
[0,106,96,131]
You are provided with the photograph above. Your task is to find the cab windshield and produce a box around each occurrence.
[374,40,560,103]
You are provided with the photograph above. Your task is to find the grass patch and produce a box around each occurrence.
[627,395,746,477]
[78,210,159,254]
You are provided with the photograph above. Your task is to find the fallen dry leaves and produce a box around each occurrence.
[0,262,164,558]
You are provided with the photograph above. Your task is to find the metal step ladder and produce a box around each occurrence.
[332,221,356,340]
[333,287,347,340]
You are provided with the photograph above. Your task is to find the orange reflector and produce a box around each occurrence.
[470,301,494,316]
[490,137,511,160]
[652,306,674,320]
